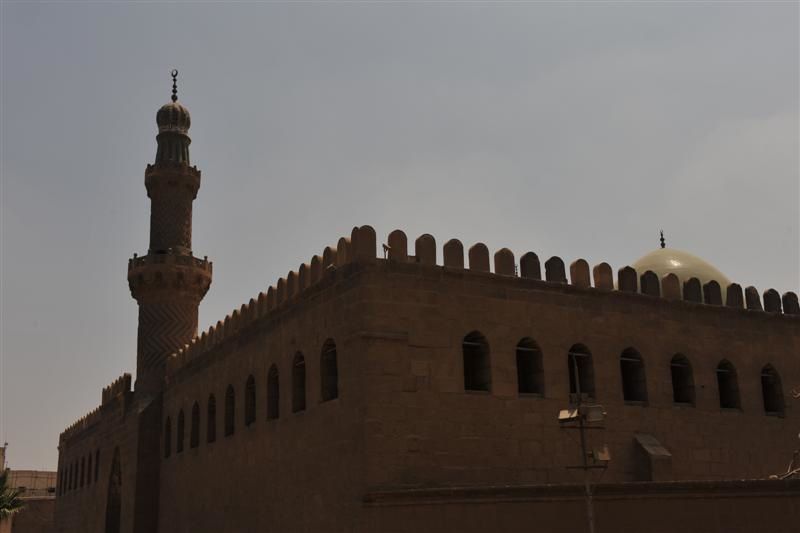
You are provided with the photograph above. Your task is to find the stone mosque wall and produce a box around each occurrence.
[122,225,796,532]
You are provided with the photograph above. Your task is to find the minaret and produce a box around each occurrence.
[128,71,212,394]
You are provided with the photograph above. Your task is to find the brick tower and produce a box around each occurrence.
[128,71,212,394]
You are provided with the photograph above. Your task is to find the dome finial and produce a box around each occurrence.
[659,229,666,249]
[171,69,179,102]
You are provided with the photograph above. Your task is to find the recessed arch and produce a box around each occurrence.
[321,339,339,402]
[245,375,256,426]
[103,447,121,533]
[207,394,217,443]
[568,344,595,401]
[292,353,306,412]
[225,385,236,436]
[761,364,785,415]
[716,360,741,409]
[620,348,647,403]
[670,354,695,405]
[463,331,491,392]
[267,365,280,420]
[516,338,544,395]
[176,410,185,453]
[190,402,200,448]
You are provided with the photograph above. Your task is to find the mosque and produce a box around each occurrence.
[54,74,800,533]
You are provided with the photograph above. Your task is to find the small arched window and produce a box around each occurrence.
[245,375,256,426]
[293,353,306,412]
[163,416,172,458]
[190,402,200,448]
[80,456,85,488]
[321,339,339,402]
[267,365,280,420]
[568,344,595,401]
[463,331,491,392]
[95,450,100,482]
[670,354,695,405]
[620,348,647,403]
[176,410,185,453]
[516,338,544,395]
[87,453,92,486]
[207,395,217,443]
[225,385,236,436]
[716,360,741,409]
[761,365,785,416]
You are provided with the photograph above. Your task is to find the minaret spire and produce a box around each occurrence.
[128,73,212,394]
[171,69,178,102]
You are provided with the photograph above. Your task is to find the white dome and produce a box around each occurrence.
[632,248,731,288]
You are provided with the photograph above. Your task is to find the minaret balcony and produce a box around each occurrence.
[127,251,212,302]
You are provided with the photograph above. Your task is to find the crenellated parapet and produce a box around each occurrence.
[101,373,132,405]
[60,373,133,442]
[60,407,102,442]
[165,225,799,378]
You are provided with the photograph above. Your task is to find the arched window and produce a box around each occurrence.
[267,365,280,420]
[95,450,100,483]
[516,338,544,395]
[190,402,200,448]
[87,453,92,486]
[293,353,306,412]
[716,360,741,409]
[762,365,785,415]
[207,395,217,443]
[568,344,595,401]
[620,348,647,403]
[321,339,339,401]
[163,416,172,458]
[80,456,85,488]
[463,331,491,392]
[176,410,185,453]
[225,385,236,436]
[670,354,695,405]
[245,375,256,426]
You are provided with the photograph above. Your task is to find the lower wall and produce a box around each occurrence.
[362,479,800,533]
[6,498,55,533]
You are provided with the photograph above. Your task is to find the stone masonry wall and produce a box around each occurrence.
[158,263,370,533]
[356,260,799,489]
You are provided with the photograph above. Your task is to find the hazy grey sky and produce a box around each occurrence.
[1,2,797,469]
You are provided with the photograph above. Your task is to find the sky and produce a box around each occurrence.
[1,2,797,470]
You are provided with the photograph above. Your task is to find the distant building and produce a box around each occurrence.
[1,460,56,533]
[54,75,800,532]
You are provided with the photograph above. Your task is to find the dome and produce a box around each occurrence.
[632,247,731,288]
[156,101,191,134]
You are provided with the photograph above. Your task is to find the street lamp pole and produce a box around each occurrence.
[571,353,596,533]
